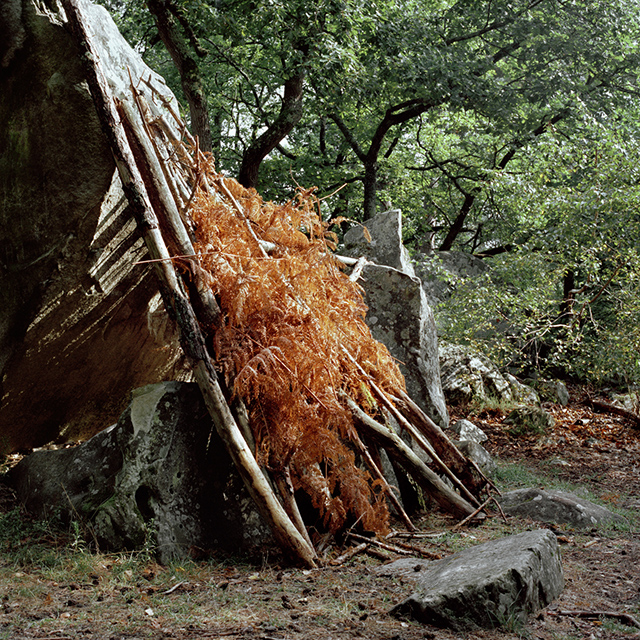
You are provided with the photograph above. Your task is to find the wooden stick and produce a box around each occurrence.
[393,391,492,493]
[330,542,369,566]
[547,610,640,629]
[348,531,440,559]
[353,435,415,532]
[451,495,493,529]
[273,466,315,551]
[587,398,640,428]
[347,532,411,555]
[381,534,442,559]
[343,349,480,506]
[62,0,316,568]
[348,256,368,282]
[386,531,448,540]
[344,396,481,520]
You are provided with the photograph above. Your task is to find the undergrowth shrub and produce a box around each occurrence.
[437,249,640,388]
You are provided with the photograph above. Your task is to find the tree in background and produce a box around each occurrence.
[438,108,640,384]
[99,0,640,385]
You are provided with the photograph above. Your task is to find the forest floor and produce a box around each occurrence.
[0,387,639,640]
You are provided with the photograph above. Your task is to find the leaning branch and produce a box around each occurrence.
[344,396,482,521]
[62,0,317,568]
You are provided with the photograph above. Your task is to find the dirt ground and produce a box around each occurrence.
[0,390,639,640]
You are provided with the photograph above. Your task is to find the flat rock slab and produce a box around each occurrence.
[499,488,627,529]
[384,529,563,629]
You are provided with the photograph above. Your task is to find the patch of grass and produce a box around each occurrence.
[493,460,544,490]
[493,459,638,535]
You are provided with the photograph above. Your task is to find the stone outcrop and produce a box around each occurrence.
[454,440,496,477]
[450,418,487,443]
[0,0,186,452]
[504,405,555,435]
[342,211,448,428]
[386,529,564,629]
[439,342,538,406]
[359,263,448,428]
[343,209,416,277]
[499,488,627,529]
[536,379,571,406]
[8,381,271,563]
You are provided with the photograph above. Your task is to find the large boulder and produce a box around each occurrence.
[450,418,487,443]
[0,0,186,452]
[499,488,628,529]
[343,209,416,277]
[359,263,448,428]
[439,342,538,406]
[536,379,571,406]
[504,405,555,435]
[8,381,271,563]
[454,440,496,477]
[386,529,564,630]
[342,211,448,428]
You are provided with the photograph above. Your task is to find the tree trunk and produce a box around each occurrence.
[362,159,378,220]
[560,269,575,319]
[238,71,305,189]
[146,0,212,154]
[438,191,476,251]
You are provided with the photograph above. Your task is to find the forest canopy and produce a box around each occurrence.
[98,0,640,386]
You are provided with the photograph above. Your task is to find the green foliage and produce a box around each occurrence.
[437,114,640,385]
[97,0,640,384]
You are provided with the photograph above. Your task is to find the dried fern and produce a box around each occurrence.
[189,161,405,535]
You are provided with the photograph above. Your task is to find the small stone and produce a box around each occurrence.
[450,419,487,443]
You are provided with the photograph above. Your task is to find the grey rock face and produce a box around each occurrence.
[0,0,186,452]
[9,382,271,563]
[439,343,510,404]
[537,380,570,406]
[360,262,448,428]
[454,440,496,477]
[611,391,640,413]
[450,419,487,443]
[499,488,627,529]
[343,210,415,277]
[388,529,564,629]
[342,210,449,428]
[439,343,539,407]
[8,426,122,521]
[504,372,541,405]
[0,0,26,67]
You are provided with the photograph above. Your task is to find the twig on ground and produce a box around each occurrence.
[348,532,412,555]
[162,580,187,595]
[451,495,493,529]
[380,537,441,560]
[386,531,448,540]
[346,531,439,559]
[330,542,369,566]
[584,397,640,428]
[548,609,640,629]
